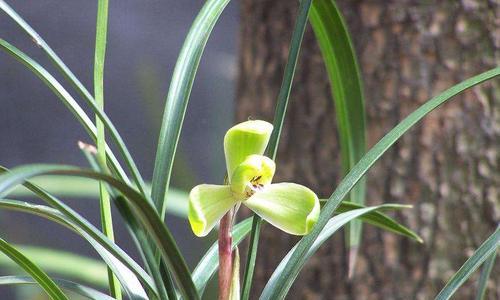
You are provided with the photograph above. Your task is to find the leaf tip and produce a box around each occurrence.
[347,246,359,279]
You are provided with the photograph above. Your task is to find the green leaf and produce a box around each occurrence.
[80,146,172,300]
[475,250,497,300]
[93,0,119,297]
[241,1,313,298]
[193,201,418,297]
[0,245,108,287]
[189,185,236,237]
[151,0,232,218]
[10,176,189,218]
[1,165,156,297]
[0,164,200,300]
[329,200,422,243]
[309,0,367,274]
[0,1,148,197]
[0,198,150,300]
[0,0,91,99]
[260,68,500,300]
[113,195,172,300]
[224,121,274,181]
[261,204,411,299]
[243,183,319,235]
[0,238,68,300]
[0,39,148,199]
[436,227,499,300]
[0,276,115,300]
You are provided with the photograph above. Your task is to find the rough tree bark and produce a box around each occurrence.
[236,0,499,299]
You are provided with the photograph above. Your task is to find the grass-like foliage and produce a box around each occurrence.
[0,0,497,299]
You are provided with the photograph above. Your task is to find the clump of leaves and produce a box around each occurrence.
[0,0,498,300]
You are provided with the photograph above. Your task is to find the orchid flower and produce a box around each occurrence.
[188,120,320,237]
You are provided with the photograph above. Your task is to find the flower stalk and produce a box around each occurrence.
[218,207,235,300]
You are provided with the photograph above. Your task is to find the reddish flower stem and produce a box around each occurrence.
[218,208,234,300]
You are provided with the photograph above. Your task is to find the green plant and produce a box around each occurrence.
[0,1,498,300]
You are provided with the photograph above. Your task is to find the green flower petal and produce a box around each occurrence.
[243,183,320,235]
[224,120,273,181]
[230,155,275,199]
[188,184,237,237]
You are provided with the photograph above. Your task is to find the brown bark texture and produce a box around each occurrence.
[236,0,499,299]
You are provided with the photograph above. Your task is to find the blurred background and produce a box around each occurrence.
[1,1,239,298]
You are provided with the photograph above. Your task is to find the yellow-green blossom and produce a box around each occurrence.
[188,120,320,237]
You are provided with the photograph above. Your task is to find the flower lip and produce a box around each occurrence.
[229,154,275,200]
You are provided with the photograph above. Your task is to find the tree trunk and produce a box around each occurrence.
[236,0,499,299]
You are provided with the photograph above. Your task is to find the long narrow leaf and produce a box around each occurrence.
[0,164,199,300]
[475,250,497,300]
[0,238,68,300]
[151,0,231,218]
[193,202,417,297]
[0,38,149,199]
[10,176,189,218]
[113,196,172,300]
[241,2,313,299]
[331,201,422,243]
[81,146,171,300]
[0,166,156,297]
[0,198,149,300]
[261,205,408,299]
[260,68,500,300]
[0,1,148,197]
[267,0,313,155]
[93,0,119,297]
[436,227,499,300]
[0,276,115,300]
[0,245,108,287]
[309,0,367,275]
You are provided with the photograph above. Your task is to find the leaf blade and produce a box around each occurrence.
[0,198,150,300]
[0,245,108,287]
[241,1,313,298]
[0,276,115,300]
[0,238,69,300]
[93,0,120,297]
[0,165,156,298]
[193,201,417,297]
[475,250,497,300]
[10,176,189,218]
[260,205,410,299]
[0,1,148,197]
[151,0,232,218]
[435,227,499,300]
[331,200,422,243]
[309,0,367,275]
[0,38,149,199]
[0,164,199,300]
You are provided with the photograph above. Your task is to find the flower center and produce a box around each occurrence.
[229,154,275,200]
[244,175,266,197]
